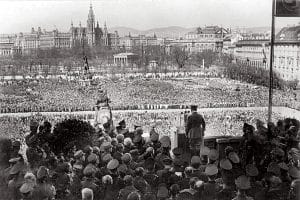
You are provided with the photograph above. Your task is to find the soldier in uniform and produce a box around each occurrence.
[185,105,205,156]
[203,164,221,200]
[233,175,253,200]
[31,166,56,200]
[118,175,138,200]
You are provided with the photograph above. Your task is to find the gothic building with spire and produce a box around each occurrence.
[70,4,104,47]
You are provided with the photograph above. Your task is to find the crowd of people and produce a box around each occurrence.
[0,77,298,113]
[0,112,299,200]
[0,108,285,141]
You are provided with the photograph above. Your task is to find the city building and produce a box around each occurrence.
[113,52,139,66]
[169,26,229,53]
[0,4,118,57]
[118,33,159,50]
[234,26,300,83]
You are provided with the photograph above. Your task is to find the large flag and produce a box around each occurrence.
[275,0,300,17]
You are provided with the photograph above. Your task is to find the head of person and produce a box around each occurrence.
[170,184,180,197]
[124,175,134,186]
[127,191,141,200]
[191,105,197,112]
[82,188,93,200]
[189,177,199,189]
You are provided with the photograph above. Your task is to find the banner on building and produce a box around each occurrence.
[275,0,300,17]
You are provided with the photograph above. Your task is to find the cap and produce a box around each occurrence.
[200,146,211,156]
[267,162,280,176]
[185,166,194,174]
[102,154,113,163]
[83,145,93,154]
[220,159,232,170]
[150,131,159,142]
[74,150,84,159]
[19,182,34,194]
[102,175,113,184]
[172,147,183,156]
[130,149,139,157]
[205,164,218,176]
[117,164,128,174]
[121,153,132,163]
[93,146,101,155]
[289,166,300,179]
[102,142,113,150]
[146,147,154,153]
[235,175,251,190]
[208,149,219,161]
[160,136,171,148]
[124,175,133,184]
[107,159,119,170]
[83,166,96,177]
[124,138,133,146]
[116,134,125,142]
[87,153,98,163]
[190,105,198,110]
[191,156,201,165]
[135,127,143,135]
[127,192,141,200]
[245,164,258,177]
[228,152,240,164]
[24,172,36,183]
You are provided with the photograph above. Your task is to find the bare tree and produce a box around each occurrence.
[172,46,189,69]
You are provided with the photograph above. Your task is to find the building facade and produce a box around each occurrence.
[118,33,159,50]
[234,26,300,82]
[169,26,229,53]
[0,4,117,57]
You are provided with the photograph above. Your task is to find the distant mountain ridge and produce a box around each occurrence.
[108,26,281,38]
[108,26,195,38]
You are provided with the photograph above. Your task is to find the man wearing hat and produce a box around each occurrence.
[233,175,253,200]
[118,175,138,200]
[31,166,56,200]
[116,119,129,135]
[149,127,161,154]
[191,156,208,182]
[81,165,100,200]
[203,164,221,199]
[143,157,159,194]
[185,105,205,156]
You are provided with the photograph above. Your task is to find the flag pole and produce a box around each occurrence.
[268,0,276,123]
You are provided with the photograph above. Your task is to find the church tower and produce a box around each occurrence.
[87,3,95,46]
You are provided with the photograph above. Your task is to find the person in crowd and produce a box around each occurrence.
[185,105,206,156]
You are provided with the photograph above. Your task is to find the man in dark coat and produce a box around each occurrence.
[185,105,205,156]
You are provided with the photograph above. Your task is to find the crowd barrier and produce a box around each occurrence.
[0,101,295,114]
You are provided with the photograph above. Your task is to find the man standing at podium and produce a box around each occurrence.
[185,105,206,156]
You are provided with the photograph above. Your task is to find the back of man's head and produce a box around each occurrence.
[82,188,93,200]
[191,105,197,112]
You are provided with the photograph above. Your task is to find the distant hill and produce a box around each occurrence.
[108,26,283,38]
[109,26,195,38]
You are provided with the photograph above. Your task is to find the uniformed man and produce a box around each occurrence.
[203,164,221,200]
[185,105,205,156]
[31,166,56,200]
[233,175,253,200]
[118,175,138,200]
